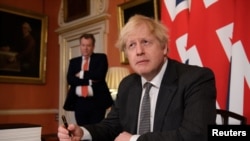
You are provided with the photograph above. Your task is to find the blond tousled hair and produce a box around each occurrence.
[115,14,169,51]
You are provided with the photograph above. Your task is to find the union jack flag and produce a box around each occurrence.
[161,0,250,124]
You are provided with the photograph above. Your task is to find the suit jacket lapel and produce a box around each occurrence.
[153,59,178,131]
[88,53,95,70]
[127,76,142,133]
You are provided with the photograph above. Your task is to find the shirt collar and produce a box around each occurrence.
[141,59,168,88]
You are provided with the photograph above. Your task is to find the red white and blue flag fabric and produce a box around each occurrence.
[161,0,250,124]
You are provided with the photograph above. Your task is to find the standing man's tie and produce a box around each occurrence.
[138,82,153,135]
[81,58,89,97]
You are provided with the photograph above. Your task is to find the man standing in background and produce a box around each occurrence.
[63,33,113,125]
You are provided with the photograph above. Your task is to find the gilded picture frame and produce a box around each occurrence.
[117,0,159,64]
[0,5,48,84]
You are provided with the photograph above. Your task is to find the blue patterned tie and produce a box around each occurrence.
[138,82,153,135]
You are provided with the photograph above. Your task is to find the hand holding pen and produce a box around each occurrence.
[58,115,85,140]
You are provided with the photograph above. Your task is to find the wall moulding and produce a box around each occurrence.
[0,109,58,115]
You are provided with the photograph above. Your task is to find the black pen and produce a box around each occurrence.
[62,115,72,137]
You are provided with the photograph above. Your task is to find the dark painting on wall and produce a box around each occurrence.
[0,5,48,84]
[64,0,90,22]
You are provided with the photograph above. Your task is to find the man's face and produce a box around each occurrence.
[124,24,167,80]
[80,38,94,58]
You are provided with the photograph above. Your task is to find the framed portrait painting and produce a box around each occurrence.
[0,5,48,84]
[117,0,159,64]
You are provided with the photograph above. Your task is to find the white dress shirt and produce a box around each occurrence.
[76,57,93,97]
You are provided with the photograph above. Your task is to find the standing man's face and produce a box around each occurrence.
[80,38,94,58]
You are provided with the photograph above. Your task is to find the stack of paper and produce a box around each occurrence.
[0,123,42,141]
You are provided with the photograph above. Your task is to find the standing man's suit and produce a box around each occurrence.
[64,53,113,125]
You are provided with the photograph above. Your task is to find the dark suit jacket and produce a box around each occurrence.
[84,58,217,141]
[63,53,113,111]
